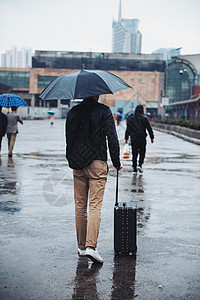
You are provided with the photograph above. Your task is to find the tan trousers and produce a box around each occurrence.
[7,133,17,155]
[73,160,108,249]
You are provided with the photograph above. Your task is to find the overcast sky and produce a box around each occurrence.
[0,0,200,55]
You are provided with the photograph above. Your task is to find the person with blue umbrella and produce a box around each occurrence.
[0,93,25,157]
[0,93,26,109]
[0,105,7,154]
[6,106,23,157]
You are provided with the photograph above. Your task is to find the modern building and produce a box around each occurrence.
[112,0,142,54]
[163,54,200,120]
[0,46,33,68]
[1,49,199,120]
[0,50,166,119]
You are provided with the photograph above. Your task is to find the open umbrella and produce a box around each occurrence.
[48,110,55,114]
[0,93,26,108]
[39,69,132,100]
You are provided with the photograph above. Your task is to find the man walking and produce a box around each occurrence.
[0,105,7,153]
[6,106,23,157]
[66,95,122,264]
[125,105,154,174]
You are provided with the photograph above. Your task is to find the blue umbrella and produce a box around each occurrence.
[0,93,26,108]
[40,69,132,100]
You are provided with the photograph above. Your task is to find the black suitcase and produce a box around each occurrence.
[114,170,137,256]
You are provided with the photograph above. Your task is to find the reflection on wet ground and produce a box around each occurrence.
[19,152,66,161]
[145,154,200,166]
[118,170,151,232]
[72,258,102,300]
[72,256,136,300]
[0,157,21,214]
[131,174,144,193]
[111,256,136,300]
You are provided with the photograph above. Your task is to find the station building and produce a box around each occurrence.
[0,50,199,120]
[165,54,200,121]
[0,51,165,119]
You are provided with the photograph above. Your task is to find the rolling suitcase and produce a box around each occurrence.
[114,169,137,256]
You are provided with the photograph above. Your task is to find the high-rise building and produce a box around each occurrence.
[0,46,33,68]
[112,0,142,54]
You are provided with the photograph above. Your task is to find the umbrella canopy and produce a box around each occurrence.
[40,69,132,100]
[48,110,55,114]
[0,93,26,109]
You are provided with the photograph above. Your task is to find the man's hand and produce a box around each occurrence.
[116,164,123,170]
[151,139,154,143]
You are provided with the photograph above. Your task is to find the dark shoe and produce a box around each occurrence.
[133,167,137,175]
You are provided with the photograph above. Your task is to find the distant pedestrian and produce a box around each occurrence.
[50,114,55,125]
[113,113,117,122]
[66,95,122,264]
[0,105,7,153]
[6,106,23,157]
[116,112,122,125]
[125,105,154,174]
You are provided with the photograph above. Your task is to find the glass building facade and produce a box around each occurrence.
[166,60,196,103]
[33,55,165,72]
[0,70,30,88]
[38,76,57,89]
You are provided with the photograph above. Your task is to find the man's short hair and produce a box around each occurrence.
[85,95,99,101]
[11,106,17,111]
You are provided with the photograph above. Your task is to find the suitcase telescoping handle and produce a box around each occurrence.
[115,169,119,206]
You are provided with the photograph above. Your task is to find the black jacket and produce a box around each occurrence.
[0,111,7,136]
[125,105,154,141]
[66,98,120,170]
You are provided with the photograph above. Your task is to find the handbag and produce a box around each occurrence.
[122,143,130,159]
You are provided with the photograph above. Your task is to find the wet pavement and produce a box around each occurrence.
[0,119,200,300]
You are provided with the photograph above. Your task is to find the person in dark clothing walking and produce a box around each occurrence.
[6,106,23,157]
[125,105,154,174]
[0,105,8,153]
[66,95,122,264]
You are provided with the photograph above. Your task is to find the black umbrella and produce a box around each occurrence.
[39,69,132,100]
